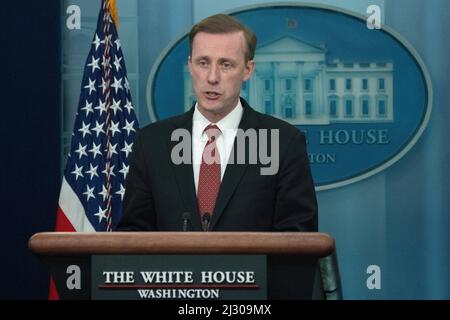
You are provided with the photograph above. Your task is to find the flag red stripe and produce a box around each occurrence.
[49,207,76,299]
[55,206,76,232]
[48,276,60,300]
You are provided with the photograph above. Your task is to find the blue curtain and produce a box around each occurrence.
[385,0,450,299]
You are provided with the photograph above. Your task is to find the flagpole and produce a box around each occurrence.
[102,0,114,231]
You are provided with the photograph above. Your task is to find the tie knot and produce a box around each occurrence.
[204,124,221,141]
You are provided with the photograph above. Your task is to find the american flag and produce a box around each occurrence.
[55,0,138,234]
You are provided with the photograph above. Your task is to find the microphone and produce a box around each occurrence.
[202,212,211,232]
[182,212,191,232]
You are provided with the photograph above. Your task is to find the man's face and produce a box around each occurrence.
[188,31,255,122]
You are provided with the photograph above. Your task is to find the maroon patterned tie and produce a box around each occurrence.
[197,124,221,221]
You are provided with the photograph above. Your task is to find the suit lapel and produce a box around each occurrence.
[210,100,260,229]
[167,109,202,230]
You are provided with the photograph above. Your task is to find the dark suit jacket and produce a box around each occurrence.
[117,99,318,232]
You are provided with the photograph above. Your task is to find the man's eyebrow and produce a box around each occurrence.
[218,57,236,63]
[193,56,210,61]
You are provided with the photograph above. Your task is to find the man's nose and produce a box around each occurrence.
[207,64,220,84]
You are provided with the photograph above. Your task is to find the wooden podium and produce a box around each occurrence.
[29,232,342,300]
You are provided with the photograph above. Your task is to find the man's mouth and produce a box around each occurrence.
[204,91,221,99]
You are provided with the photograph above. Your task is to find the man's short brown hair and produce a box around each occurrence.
[189,14,257,62]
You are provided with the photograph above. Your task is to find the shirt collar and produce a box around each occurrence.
[193,100,243,140]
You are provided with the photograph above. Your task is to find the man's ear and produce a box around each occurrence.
[243,59,255,81]
[188,56,192,74]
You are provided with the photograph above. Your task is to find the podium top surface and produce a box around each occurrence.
[29,232,335,257]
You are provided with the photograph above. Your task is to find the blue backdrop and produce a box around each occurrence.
[2,1,60,299]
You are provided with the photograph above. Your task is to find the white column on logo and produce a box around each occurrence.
[273,62,280,117]
[338,69,344,121]
[314,71,320,117]
[297,62,304,120]
[387,67,394,121]
[318,63,325,120]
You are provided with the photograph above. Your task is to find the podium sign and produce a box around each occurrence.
[92,255,266,300]
[29,232,340,300]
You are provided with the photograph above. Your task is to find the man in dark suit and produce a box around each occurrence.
[117,14,317,232]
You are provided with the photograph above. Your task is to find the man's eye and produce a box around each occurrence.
[221,62,232,69]
[198,60,209,68]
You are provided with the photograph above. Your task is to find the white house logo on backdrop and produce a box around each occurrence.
[147,4,432,190]
[183,36,394,125]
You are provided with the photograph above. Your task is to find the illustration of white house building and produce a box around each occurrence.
[183,36,394,125]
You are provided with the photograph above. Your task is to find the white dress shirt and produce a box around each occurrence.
[192,101,243,193]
